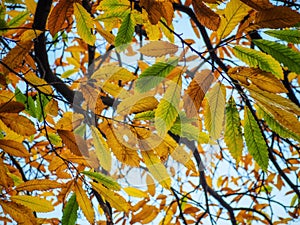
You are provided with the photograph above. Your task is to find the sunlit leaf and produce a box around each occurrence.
[74,183,94,224]
[115,12,135,52]
[11,195,54,212]
[62,193,78,225]
[264,29,300,44]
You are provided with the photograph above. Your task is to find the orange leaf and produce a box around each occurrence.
[15,179,62,192]
[0,139,29,157]
[0,200,37,225]
[57,129,88,156]
[183,69,214,118]
[0,159,14,188]
[192,0,220,31]
[0,113,36,136]
[240,0,274,10]
[1,41,33,75]
[47,0,74,36]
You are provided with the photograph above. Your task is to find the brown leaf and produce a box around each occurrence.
[1,41,33,75]
[183,70,214,118]
[0,101,25,113]
[254,6,300,29]
[47,0,74,36]
[0,113,36,136]
[192,0,220,31]
[57,129,89,156]
[0,159,14,188]
[140,0,174,25]
[0,139,30,157]
[240,0,274,11]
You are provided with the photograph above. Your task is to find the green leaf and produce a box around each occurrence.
[155,79,181,136]
[204,83,226,140]
[134,110,155,120]
[135,58,178,93]
[253,39,300,74]
[81,171,121,191]
[256,105,300,142]
[233,46,283,79]
[224,97,243,163]
[62,193,78,225]
[244,106,269,171]
[115,12,135,52]
[170,122,209,143]
[98,0,130,12]
[7,11,29,28]
[73,3,96,45]
[265,29,300,44]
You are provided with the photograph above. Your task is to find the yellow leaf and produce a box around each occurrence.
[99,121,140,167]
[204,83,226,140]
[123,187,148,198]
[55,112,83,131]
[217,0,251,40]
[117,93,158,115]
[146,174,156,196]
[73,3,96,45]
[74,183,95,224]
[91,182,130,212]
[139,41,178,57]
[1,41,33,75]
[183,69,214,118]
[91,125,112,171]
[170,145,197,173]
[25,0,37,15]
[228,67,287,93]
[25,72,53,95]
[0,119,24,142]
[20,30,43,43]
[45,99,59,117]
[15,179,62,192]
[94,20,115,44]
[140,148,171,189]
[0,113,36,136]
[47,0,74,36]
[0,139,29,157]
[192,0,220,31]
[0,200,37,225]
[102,82,130,99]
[247,85,300,116]
[10,195,54,212]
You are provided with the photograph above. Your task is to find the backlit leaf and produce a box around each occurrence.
[244,106,269,171]
[0,101,25,113]
[228,67,287,93]
[82,171,121,191]
[91,182,130,212]
[0,113,36,136]
[25,72,53,95]
[264,29,300,44]
[253,39,300,74]
[0,200,36,225]
[74,183,94,224]
[224,97,243,163]
[0,139,29,157]
[155,78,181,136]
[192,0,220,31]
[140,149,171,189]
[124,187,148,198]
[204,83,226,140]
[136,58,178,93]
[217,0,250,40]
[15,179,62,192]
[48,0,73,36]
[62,193,78,225]
[115,12,135,52]
[254,6,300,29]
[139,41,178,57]
[183,69,214,118]
[240,0,273,11]
[73,3,95,45]
[91,126,111,171]
[233,46,283,79]
[11,195,54,212]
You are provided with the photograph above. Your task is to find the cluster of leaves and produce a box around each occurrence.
[0,0,300,224]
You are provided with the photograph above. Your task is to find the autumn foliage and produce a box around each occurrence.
[0,0,300,224]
